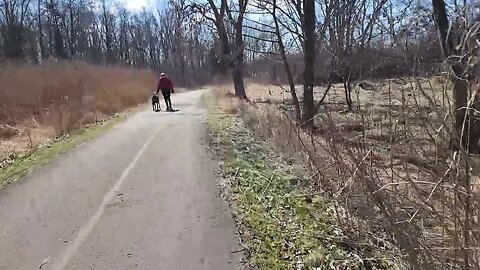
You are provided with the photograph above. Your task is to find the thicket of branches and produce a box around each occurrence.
[238,0,480,268]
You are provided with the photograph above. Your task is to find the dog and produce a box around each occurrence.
[152,93,160,112]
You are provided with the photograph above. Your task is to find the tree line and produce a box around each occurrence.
[233,0,478,138]
[2,0,480,139]
[0,0,223,85]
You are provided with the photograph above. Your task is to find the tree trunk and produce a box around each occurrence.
[272,0,301,122]
[452,65,480,152]
[287,67,301,123]
[206,0,247,99]
[343,64,353,111]
[47,0,54,57]
[301,0,316,129]
[432,0,479,152]
[102,0,113,64]
[215,21,230,71]
[432,0,452,56]
[68,2,76,57]
[231,11,247,99]
[232,66,247,99]
[53,24,66,58]
[38,0,45,60]
[231,64,247,99]
[344,81,353,111]
[453,65,468,137]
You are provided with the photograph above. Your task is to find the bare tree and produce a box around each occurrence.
[248,0,316,126]
[432,0,480,152]
[317,0,388,111]
[249,0,301,121]
[194,0,248,99]
[302,0,315,128]
[37,0,45,59]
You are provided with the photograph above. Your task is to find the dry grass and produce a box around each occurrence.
[0,61,157,161]
[214,76,480,269]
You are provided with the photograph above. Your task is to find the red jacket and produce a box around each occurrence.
[158,77,173,90]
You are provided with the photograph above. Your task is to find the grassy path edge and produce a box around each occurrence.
[0,105,144,189]
[203,93,397,269]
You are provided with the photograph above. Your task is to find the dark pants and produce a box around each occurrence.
[161,88,172,110]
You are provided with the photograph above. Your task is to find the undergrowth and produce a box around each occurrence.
[204,93,393,270]
[0,61,156,131]
[0,106,140,188]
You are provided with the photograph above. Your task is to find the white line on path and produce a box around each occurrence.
[49,126,161,270]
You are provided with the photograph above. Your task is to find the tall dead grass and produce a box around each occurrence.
[213,77,480,269]
[0,61,156,133]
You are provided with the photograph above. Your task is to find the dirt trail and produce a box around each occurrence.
[0,90,242,270]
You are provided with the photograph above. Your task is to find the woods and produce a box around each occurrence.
[0,0,217,85]
[0,0,464,100]
[210,0,480,269]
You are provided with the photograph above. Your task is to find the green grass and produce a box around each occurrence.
[0,106,143,188]
[204,93,396,270]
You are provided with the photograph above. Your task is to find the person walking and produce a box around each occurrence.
[156,73,175,111]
